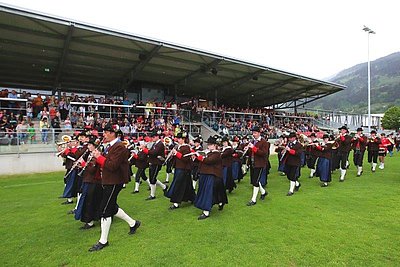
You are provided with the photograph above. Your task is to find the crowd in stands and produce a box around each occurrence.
[0,89,320,144]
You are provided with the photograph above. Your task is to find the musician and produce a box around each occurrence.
[274,134,287,176]
[231,136,244,183]
[140,130,168,200]
[194,136,228,220]
[89,124,141,252]
[165,132,196,209]
[395,134,400,152]
[315,134,333,187]
[366,130,381,172]
[60,136,79,205]
[351,127,368,176]
[239,135,250,175]
[74,136,102,230]
[70,131,90,214]
[164,136,175,183]
[221,136,236,193]
[191,136,203,189]
[336,126,352,182]
[378,133,391,169]
[387,133,395,157]
[246,126,270,206]
[131,140,151,194]
[282,132,304,196]
[306,133,319,178]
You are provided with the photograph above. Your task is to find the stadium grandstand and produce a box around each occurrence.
[0,3,366,174]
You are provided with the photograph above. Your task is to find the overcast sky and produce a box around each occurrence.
[2,0,399,80]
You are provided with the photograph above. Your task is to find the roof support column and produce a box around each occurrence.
[215,90,218,108]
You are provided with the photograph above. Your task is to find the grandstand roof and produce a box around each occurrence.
[0,4,346,108]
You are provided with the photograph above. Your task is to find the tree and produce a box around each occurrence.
[381,106,400,130]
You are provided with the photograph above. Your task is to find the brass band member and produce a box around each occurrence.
[274,134,287,176]
[74,136,102,230]
[282,132,304,196]
[165,132,196,209]
[221,136,236,193]
[336,126,352,182]
[246,126,270,206]
[140,130,168,200]
[306,132,319,178]
[89,125,141,252]
[315,134,333,187]
[366,130,380,172]
[378,133,391,169]
[194,136,228,220]
[191,136,203,189]
[351,127,368,176]
[231,136,244,183]
[60,136,79,205]
[131,140,151,194]
[164,136,175,183]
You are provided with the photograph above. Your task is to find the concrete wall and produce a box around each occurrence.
[0,152,65,175]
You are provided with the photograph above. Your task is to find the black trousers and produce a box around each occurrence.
[149,164,162,184]
[368,150,378,163]
[191,165,199,181]
[353,150,365,166]
[337,151,349,169]
[306,154,318,169]
[99,184,123,218]
[135,168,148,182]
[81,183,102,223]
[250,167,263,187]
[285,164,299,182]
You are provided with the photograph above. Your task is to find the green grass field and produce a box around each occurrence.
[1,153,400,266]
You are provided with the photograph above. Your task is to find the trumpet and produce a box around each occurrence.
[56,135,72,146]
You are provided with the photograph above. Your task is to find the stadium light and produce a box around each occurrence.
[363,25,375,133]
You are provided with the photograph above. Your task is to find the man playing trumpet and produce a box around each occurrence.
[351,127,368,176]
[336,126,352,182]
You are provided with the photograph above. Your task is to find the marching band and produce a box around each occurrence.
[55,124,394,251]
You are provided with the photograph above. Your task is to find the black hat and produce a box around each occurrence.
[193,136,202,143]
[338,125,348,131]
[176,132,187,139]
[356,127,363,132]
[288,132,297,138]
[149,129,163,137]
[310,132,316,137]
[322,134,329,139]
[104,124,120,133]
[88,136,100,145]
[371,130,377,134]
[221,136,230,143]
[381,133,386,136]
[251,126,261,132]
[205,136,217,145]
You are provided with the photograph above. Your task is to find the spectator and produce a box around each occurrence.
[16,119,28,144]
[51,111,62,140]
[26,103,33,121]
[39,117,50,144]
[32,93,43,118]
[27,122,36,144]
[64,115,72,131]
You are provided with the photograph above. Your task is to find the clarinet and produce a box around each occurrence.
[75,139,104,177]
[64,147,89,179]
[280,141,294,162]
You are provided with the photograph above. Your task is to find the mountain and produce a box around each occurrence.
[307,52,400,113]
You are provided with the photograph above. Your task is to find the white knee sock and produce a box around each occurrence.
[115,208,136,227]
[203,210,210,216]
[156,180,166,190]
[166,173,170,182]
[146,179,151,186]
[258,183,266,195]
[87,220,94,226]
[372,163,377,170]
[134,182,140,192]
[173,203,179,207]
[251,186,259,202]
[289,181,295,193]
[99,217,112,244]
[74,193,81,210]
[340,168,346,180]
[357,166,362,175]
[192,180,197,189]
[67,198,73,203]
[295,181,300,186]
[150,184,156,197]
[310,169,316,177]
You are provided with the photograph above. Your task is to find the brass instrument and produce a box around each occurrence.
[163,136,173,147]
[56,135,72,146]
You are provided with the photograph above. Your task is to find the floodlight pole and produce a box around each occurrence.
[363,25,375,133]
